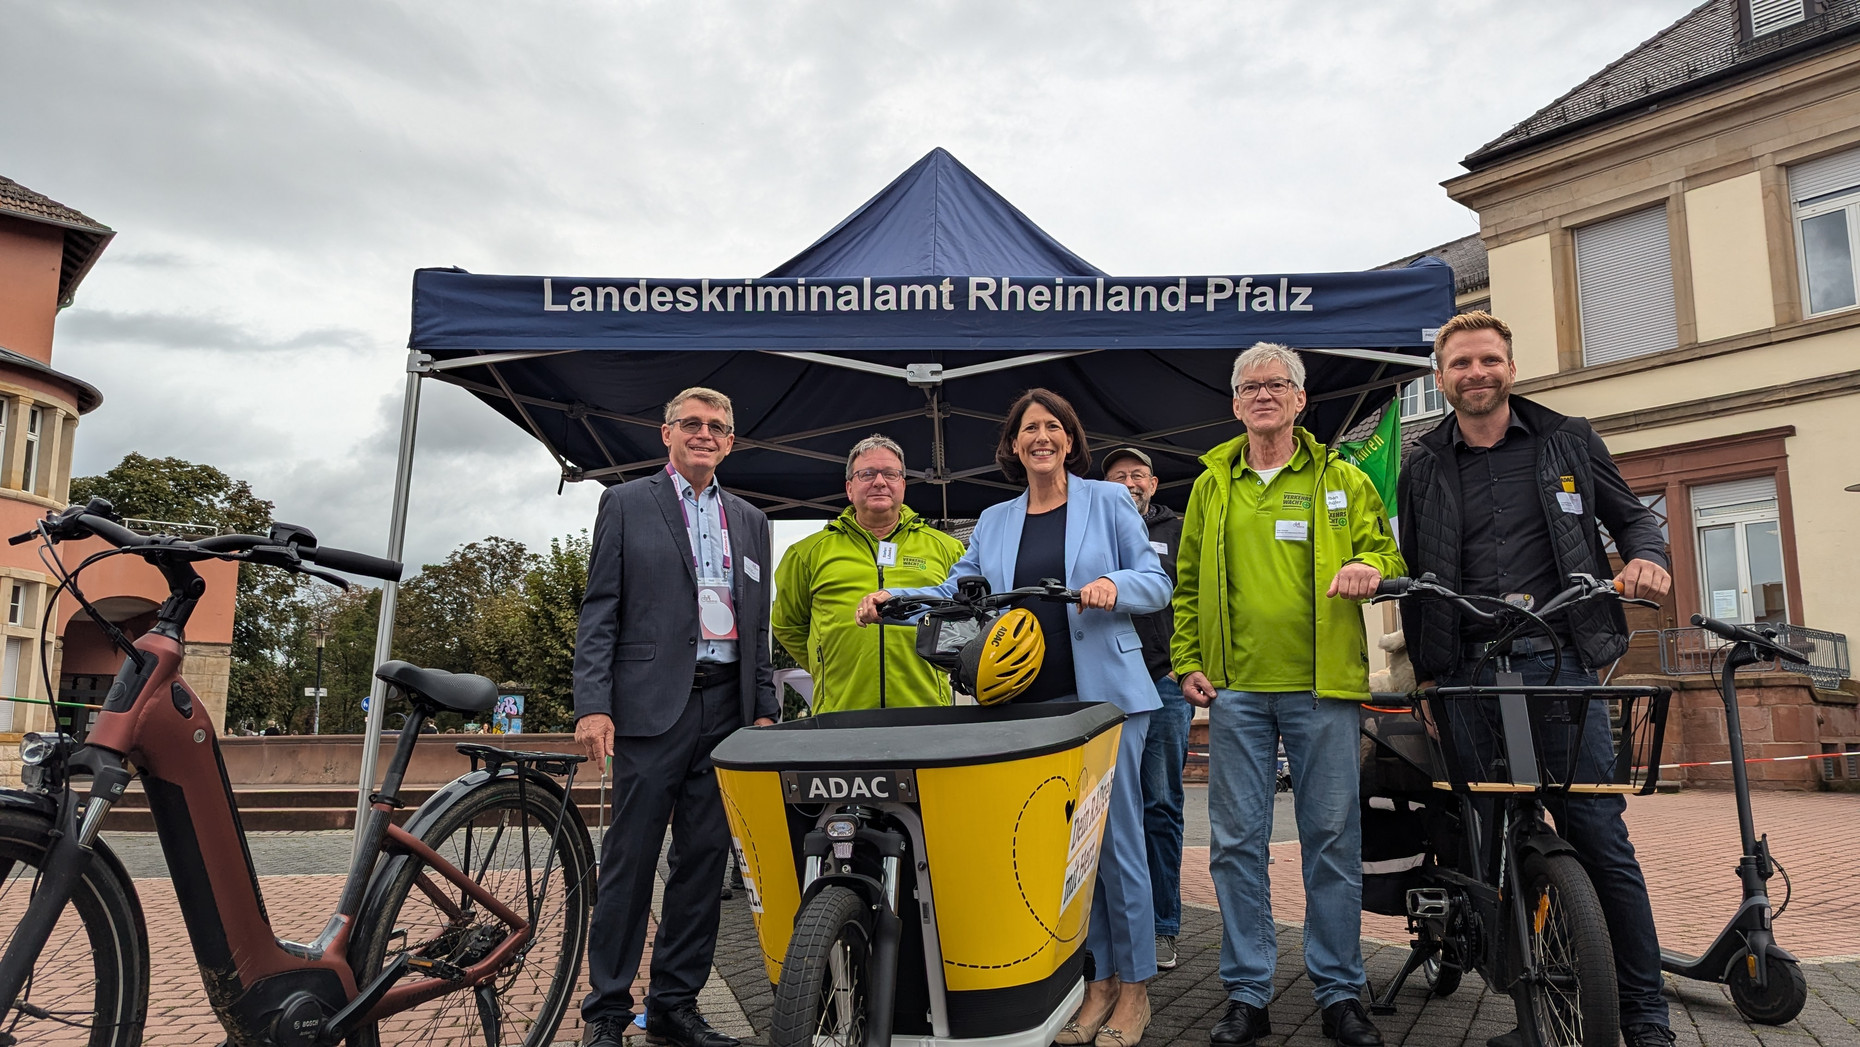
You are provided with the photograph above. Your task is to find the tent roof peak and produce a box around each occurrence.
[766,147,1106,280]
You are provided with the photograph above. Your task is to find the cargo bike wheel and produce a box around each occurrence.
[1512,852,1617,1047]
[769,886,873,1047]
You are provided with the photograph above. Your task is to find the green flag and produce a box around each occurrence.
[1337,398,1401,529]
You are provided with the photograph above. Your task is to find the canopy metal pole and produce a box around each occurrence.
[353,351,428,859]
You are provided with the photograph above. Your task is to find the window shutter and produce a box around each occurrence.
[1691,475,1777,513]
[1749,0,1806,38]
[1789,145,1860,205]
[1576,206,1679,367]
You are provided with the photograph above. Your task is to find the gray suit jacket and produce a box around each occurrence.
[573,470,779,737]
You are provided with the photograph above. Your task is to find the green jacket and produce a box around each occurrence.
[772,506,966,713]
[1170,427,1405,701]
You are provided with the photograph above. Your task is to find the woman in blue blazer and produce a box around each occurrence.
[857,388,1173,1047]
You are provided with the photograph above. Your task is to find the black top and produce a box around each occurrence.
[1449,412,1561,638]
[1013,503,1077,703]
[1133,503,1182,678]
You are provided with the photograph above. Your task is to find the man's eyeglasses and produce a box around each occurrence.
[1236,379,1297,400]
[670,417,735,437]
[850,468,906,484]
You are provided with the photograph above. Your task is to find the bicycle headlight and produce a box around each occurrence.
[19,732,68,766]
[825,817,857,840]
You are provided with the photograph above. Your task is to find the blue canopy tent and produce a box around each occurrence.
[352,148,1456,822]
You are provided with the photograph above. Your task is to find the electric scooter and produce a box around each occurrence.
[1658,613,1811,1025]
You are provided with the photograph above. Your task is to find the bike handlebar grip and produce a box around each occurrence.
[311,546,404,582]
[1374,578,1412,597]
[7,529,37,546]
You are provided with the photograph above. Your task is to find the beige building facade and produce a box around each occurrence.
[1437,0,1860,782]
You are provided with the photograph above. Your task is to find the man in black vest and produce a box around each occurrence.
[1396,312,1675,1047]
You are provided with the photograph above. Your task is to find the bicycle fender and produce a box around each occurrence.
[802,871,888,910]
[1514,831,1579,863]
[359,765,581,908]
[0,788,55,818]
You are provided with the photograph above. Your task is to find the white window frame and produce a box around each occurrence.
[1692,478,1788,626]
[1789,146,1860,318]
[6,583,20,627]
[21,406,40,495]
[1398,374,1444,421]
[1575,205,1680,367]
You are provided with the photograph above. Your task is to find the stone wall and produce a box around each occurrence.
[1618,672,1860,790]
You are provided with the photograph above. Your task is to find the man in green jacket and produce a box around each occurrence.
[773,435,965,713]
[1173,343,1404,1047]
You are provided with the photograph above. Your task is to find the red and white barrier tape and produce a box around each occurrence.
[1647,751,1854,770]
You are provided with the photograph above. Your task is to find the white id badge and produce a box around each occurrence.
[697,578,739,640]
[1275,519,1309,541]
[876,541,899,567]
[1556,492,1583,514]
[743,557,761,582]
[1326,489,1348,510]
[1150,540,1169,556]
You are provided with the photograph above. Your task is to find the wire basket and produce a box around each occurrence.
[1421,685,1671,795]
[1658,625,1850,690]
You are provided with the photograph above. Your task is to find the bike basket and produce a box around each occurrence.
[1659,625,1850,690]
[1421,685,1671,796]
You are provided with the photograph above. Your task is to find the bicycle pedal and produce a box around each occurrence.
[1407,888,1451,918]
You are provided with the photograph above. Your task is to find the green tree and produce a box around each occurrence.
[392,537,535,679]
[495,532,589,733]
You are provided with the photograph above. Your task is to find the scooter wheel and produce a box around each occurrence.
[1728,952,1807,1026]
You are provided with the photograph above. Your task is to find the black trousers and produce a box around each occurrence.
[582,677,741,1021]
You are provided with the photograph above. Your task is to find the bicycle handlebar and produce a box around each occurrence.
[876,577,1080,622]
[1691,613,1809,665]
[12,498,404,583]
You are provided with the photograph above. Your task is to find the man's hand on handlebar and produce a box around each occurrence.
[1078,577,1118,611]
[1613,558,1671,601]
[1326,562,1382,601]
[855,590,893,627]
[1180,671,1217,708]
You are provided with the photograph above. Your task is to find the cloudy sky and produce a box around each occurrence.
[3,1,1689,572]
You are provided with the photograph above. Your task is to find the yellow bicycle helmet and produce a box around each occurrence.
[955,607,1045,705]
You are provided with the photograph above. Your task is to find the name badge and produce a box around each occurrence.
[743,557,761,582]
[1150,540,1169,556]
[697,579,739,640]
[876,541,898,567]
[1556,492,1583,514]
[1325,489,1348,510]
[1275,519,1309,542]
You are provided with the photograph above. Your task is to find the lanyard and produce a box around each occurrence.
[669,464,731,572]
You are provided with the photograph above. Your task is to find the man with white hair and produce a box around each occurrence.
[1173,344,1404,1047]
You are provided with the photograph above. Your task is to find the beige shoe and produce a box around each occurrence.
[1055,985,1118,1045]
[1093,993,1151,1047]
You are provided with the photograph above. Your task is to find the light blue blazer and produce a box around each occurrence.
[891,476,1173,714]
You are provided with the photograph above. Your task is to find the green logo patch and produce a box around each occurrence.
[1281,492,1313,510]
[898,555,928,571]
[1328,509,1348,529]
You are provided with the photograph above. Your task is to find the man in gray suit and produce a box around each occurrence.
[576,386,779,1047]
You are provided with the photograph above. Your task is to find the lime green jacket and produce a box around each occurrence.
[772,506,966,713]
[1170,427,1405,700]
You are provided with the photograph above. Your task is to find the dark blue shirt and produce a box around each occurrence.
[1013,504,1076,703]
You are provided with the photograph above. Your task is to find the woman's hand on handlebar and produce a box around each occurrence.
[1613,558,1671,601]
[1078,576,1118,611]
[855,590,893,626]
[1179,671,1217,708]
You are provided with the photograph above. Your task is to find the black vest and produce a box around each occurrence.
[1399,398,1630,677]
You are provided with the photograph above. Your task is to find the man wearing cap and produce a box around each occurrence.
[1102,446,1191,972]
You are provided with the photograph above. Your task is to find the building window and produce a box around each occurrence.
[1692,476,1787,626]
[1399,374,1444,420]
[6,584,21,627]
[1746,0,1810,39]
[1789,144,1860,316]
[21,406,42,494]
[1575,205,1679,366]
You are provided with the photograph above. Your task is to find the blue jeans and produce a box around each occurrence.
[1437,651,1670,1029]
[1207,690,1364,1008]
[1141,675,1195,937]
[1084,708,1158,982]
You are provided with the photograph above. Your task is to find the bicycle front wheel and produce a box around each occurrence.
[769,885,873,1047]
[0,807,148,1047]
[1513,851,1617,1047]
[349,776,593,1047]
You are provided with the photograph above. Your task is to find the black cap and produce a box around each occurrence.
[1100,447,1153,475]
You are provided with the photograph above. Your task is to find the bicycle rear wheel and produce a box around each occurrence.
[0,808,147,1047]
[1513,851,1617,1047]
[349,776,593,1047]
[769,885,873,1047]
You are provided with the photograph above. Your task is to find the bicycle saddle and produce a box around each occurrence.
[375,660,499,714]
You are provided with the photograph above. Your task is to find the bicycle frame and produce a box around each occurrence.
[0,553,539,1043]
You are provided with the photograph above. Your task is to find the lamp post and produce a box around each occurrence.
[309,626,329,735]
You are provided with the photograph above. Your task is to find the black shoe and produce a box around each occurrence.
[1209,1001,1271,1046]
[645,1005,740,1047]
[1485,1028,1525,1047]
[1320,999,1383,1047]
[1624,1023,1677,1047]
[584,1014,630,1047]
